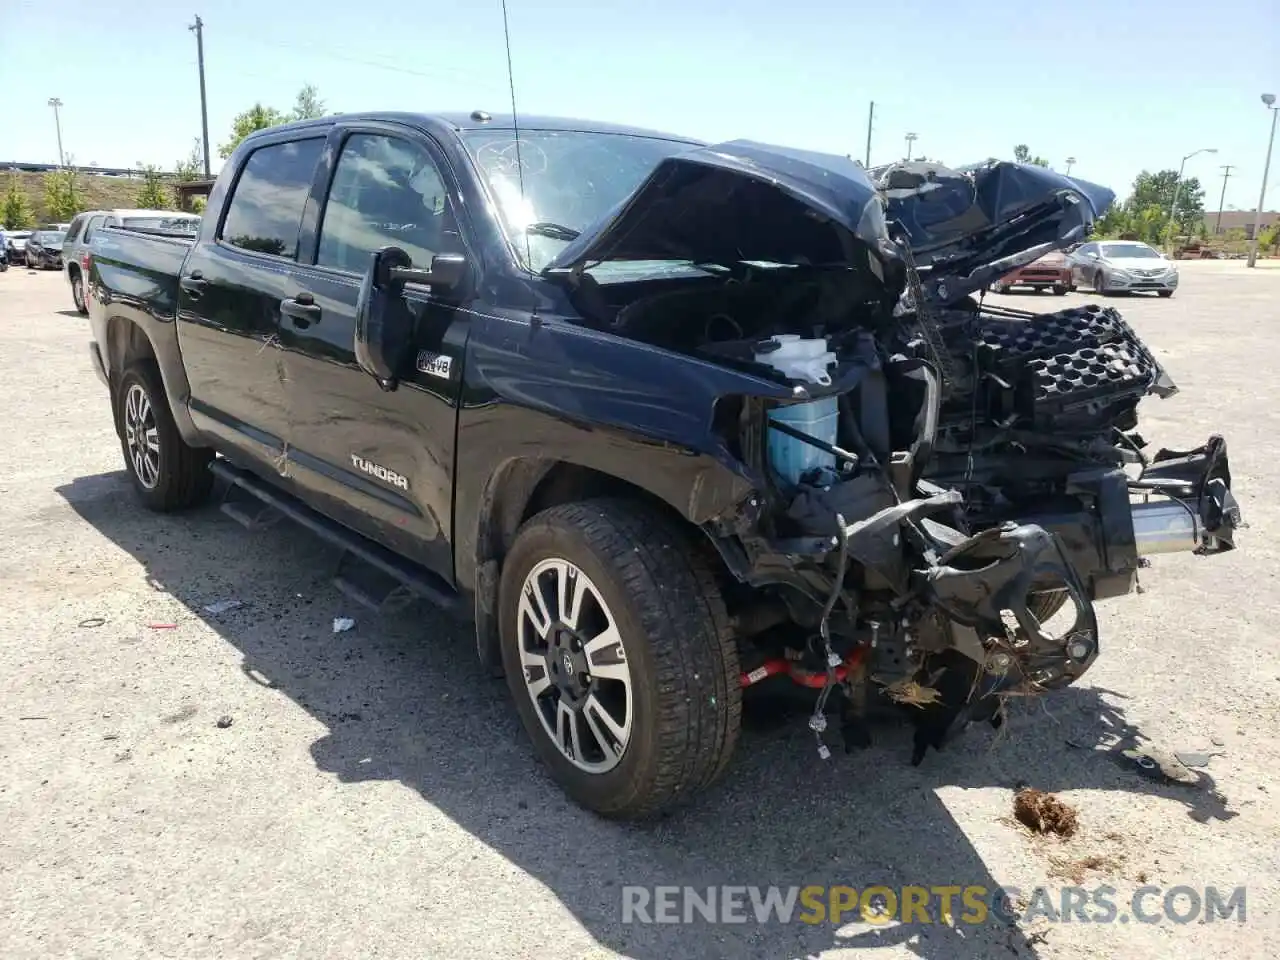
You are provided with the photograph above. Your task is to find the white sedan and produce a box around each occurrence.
[1069,240,1179,297]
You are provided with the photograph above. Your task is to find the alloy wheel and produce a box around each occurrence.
[517,557,634,774]
[123,383,161,489]
[73,275,86,312]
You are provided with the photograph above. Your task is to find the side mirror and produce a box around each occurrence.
[354,247,468,388]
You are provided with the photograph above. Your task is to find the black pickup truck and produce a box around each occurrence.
[85,113,1242,819]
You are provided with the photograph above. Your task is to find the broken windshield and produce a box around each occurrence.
[460,129,694,272]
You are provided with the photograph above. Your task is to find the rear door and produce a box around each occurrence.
[178,132,326,473]
[274,123,473,581]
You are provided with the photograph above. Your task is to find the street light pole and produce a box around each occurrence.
[1166,146,1217,253]
[1065,156,1077,176]
[905,132,918,161]
[1246,93,1278,268]
[46,97,65,167]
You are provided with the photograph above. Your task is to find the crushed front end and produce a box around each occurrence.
[705,300,1241,763]
[547,142,1243,764]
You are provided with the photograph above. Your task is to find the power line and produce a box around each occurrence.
[213,26,500,88]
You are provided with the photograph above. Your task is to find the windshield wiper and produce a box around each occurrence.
[525,221,580,241]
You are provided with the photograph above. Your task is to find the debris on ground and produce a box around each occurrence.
[332,617,355,634]
[215,715,233,729]
[78,617,106,628]
[1175,750,1223,769]
[1013,787,1079,838]
[1048,852,1125,884]
[203,599,244,615]
[881,677,942,707]
[146,622,178,630]
[1119,745,1201,784]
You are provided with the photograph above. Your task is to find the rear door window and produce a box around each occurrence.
[65,215,87,243]
[83,216,106,242]
[220,137,324,259]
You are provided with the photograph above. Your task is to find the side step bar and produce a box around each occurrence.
[209,458,460,614]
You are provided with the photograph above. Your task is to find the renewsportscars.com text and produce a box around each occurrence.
[621,884,1246,926]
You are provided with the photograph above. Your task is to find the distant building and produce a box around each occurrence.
[1202,210,1280,238]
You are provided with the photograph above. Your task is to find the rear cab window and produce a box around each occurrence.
[219,138,325,259]
[65,215,87,244]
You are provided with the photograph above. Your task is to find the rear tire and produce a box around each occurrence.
[113,360,214,511]
[71,271,88,314]
[499,498,741,819]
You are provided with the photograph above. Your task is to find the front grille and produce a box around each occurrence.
[973,304,1172,431]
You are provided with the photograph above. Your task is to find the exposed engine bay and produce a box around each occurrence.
[546,147,1244,765]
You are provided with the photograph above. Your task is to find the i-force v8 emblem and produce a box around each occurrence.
[416,350,453,379]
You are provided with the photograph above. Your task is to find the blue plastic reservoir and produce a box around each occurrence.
[768,396,839,486]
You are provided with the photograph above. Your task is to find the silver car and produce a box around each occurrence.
[1068,240,1179,297]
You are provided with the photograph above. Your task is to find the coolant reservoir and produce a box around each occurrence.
[755,336,839,486]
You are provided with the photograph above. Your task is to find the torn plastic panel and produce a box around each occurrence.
[871,159,1115,306]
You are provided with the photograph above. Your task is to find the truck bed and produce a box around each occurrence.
[89,227,195,322]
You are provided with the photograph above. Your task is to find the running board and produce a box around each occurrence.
[208,458,460,614]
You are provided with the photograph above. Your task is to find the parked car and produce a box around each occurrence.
[1069,240,1179,296]
[989,251,1072,294]
[63,209,201,314]
[5,230,32,265]
[85,114,1241,818]
[24,228,66,269]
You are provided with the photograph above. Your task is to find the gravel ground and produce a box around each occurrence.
[1,261,1278,959]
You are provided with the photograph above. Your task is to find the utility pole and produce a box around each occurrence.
[1247,94,1278,268]
[864,101,874,167]
[189,15,211,177]
[1065,157,1077,176]
[47,98,65,167]
[905,132,918,161]
[1215,165,1235,234]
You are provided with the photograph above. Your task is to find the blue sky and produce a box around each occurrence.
[1,0,1276,210]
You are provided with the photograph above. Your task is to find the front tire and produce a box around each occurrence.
[1093,271,1108,295]
[1052,283,1068,295]
[1158,289,1174,298]
[499,499,741,819]
[114,361,214,511]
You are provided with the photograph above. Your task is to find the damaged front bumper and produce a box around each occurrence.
[716,429,1242,762]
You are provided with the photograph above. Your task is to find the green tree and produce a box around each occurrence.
[2,173,36,229]
[218,103,288,158]
[1258,223,1279,255]
[291,84,326,120]
[43,165,83,221]
[135,165,173,209]
[174,138,204,181]
[1013,144,1050,167]
[1130,169,1205,237]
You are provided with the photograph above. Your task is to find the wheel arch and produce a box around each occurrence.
[470,457,737,672]
[102,314,206,447]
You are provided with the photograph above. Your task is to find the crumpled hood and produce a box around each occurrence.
[873,159,1115,305]
[545,139,905,287]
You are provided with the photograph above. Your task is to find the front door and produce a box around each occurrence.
[275,125,472,582]
[179,134,326,472]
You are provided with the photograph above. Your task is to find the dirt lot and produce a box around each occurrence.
[1,261,1278,959]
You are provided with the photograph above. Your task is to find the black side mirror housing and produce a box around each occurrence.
[354,247,467,388]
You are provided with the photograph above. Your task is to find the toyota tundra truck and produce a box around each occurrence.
[84,112,1242,819]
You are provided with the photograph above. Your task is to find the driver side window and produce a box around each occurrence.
[316,133,461,274]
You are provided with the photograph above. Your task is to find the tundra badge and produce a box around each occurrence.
[350,454,409,490]
[416,350,453,379]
